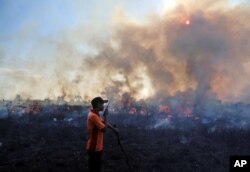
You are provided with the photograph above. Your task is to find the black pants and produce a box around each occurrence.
[88,150,103,172]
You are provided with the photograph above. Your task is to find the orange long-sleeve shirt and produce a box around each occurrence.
[86,110,105,151]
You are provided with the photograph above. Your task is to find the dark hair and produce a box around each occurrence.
[91,97,108,108]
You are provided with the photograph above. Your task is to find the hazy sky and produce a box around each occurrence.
[0,0,161,59]
[0,0,246,48]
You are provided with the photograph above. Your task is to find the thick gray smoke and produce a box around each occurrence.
[0,0,250,103]
[81,0,250,103]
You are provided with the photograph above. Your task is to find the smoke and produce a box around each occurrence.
[1,0,250,103]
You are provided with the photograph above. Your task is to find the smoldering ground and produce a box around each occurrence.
[1,111,250,172]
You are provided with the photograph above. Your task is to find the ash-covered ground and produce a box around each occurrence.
[1,106,250,172]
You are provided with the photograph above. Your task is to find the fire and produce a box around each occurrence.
[25,101,41,114]
[159,105,170,113]
[129,107,137,114]
[121,93,132,108]
[181,106,193,117]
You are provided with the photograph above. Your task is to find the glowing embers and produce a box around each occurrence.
[158,104,173,119]
[128,107,137,114]
[159,105,170,113]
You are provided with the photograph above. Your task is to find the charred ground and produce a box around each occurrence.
[1,110,250,172]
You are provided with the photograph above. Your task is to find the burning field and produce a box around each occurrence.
[1,96,250,172]
[1,0,250,171]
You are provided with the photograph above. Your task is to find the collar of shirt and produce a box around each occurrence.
[91,109,100,116]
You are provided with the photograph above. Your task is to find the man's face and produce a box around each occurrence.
[97,103,104,111]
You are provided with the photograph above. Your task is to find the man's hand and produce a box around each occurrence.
[102,108,109,133]
[103,108,109,117]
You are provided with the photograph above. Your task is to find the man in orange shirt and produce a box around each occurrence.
[86,97,118,172]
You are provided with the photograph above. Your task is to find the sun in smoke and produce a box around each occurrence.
[185,20,190,25]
